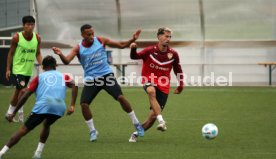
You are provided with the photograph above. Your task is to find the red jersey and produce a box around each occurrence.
[131,45,184,94]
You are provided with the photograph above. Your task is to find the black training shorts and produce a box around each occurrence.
[24,113,61,130]
[11,74,31,90]
[143,82,168,110]
[80,73,123,105]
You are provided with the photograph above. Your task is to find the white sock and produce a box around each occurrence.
[157,115,165,124]
[7,104,16,114]
[0,145,9,155]
[18,106,24,113]
[85,119,96,132]
[128,111,139,125]
[35,142,45,153]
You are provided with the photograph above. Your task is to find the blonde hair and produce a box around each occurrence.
[157,27,173,36]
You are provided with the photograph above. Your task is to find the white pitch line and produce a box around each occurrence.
[166,118,231,121]
[87,152,174,154]
[247,152,276,155]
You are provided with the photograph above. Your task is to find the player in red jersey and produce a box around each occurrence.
[128,27,184,142]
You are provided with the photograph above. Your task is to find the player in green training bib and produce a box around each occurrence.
[5,16,43,122]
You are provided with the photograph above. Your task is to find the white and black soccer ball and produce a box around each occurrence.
[202,123,218,140]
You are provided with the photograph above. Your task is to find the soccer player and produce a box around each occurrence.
[5,15,43,122]
[52,24,144,142]
[0,56,78,159]
[128,27,184,142]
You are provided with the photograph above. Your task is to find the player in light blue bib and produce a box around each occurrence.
[0,56,78,159]
[52,24,144,142]
[78,36,113,78]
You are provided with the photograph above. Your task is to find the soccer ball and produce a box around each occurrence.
[201,123,218,140]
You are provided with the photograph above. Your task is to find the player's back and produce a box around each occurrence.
[32,70,67,116]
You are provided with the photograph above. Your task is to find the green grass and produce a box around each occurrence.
[1,87,276,159]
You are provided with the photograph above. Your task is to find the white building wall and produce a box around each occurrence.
[38,44,276,86]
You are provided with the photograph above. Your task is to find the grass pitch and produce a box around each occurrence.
[0,87,276,159]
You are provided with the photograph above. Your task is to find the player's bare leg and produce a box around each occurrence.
[81,103,97,142]
[33,121,51,159]
[146,86,167,131]
[129,86,168,142]
[81,103,93,120]
[129,111,156,142]
[6,89,20,122]
[10,89,20,106]
[117,95,144,137]
[6,89,25,122]
[17,90,25,122]
[0,125,29,157]
[142,110,157,131]
[0,126,30,157]
[117,95,132,113]
[39,121,51,143]
[146,87,161,115]
[6,126,29,147]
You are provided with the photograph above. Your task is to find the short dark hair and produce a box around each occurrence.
[22,16,35,25]
[80,24,92,33]
[42,56,57,70]
[157,27,172,36]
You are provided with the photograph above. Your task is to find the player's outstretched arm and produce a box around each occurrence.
[129,43,140,59]
[129,43,149,60]
[52,46,79,65]
[66,79,78,115]
[100,29,141,49]
[6,35,18,80]
[7,89,33,122]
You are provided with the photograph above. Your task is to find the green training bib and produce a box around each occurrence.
[12,32,38,76]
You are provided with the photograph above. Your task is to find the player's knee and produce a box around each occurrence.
[19,126,29,136]
[43,121,52,128]
[81,103,89,108]
[150,114,157,120]
[19,88,28,94]
[147,87,156,97]
[16,82,27,90]
[15,85,21,90]
[117,95,124,101]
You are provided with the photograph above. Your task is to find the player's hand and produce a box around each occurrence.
[7,113,16,122]
[174,86,183,94]
[67,106,75,115]
[6,70,11,80]
[130,43,137,49]
[52,47,62,55]
[133,29,141,41]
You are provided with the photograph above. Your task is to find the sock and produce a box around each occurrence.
[35,142,45,153]
[18,106,24,113]
[133,131,138,136]
[7,104,16,114]
[85,119,96,132]
[128,111,139,125]
[157,115,165,124]
[0,145,9,155]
